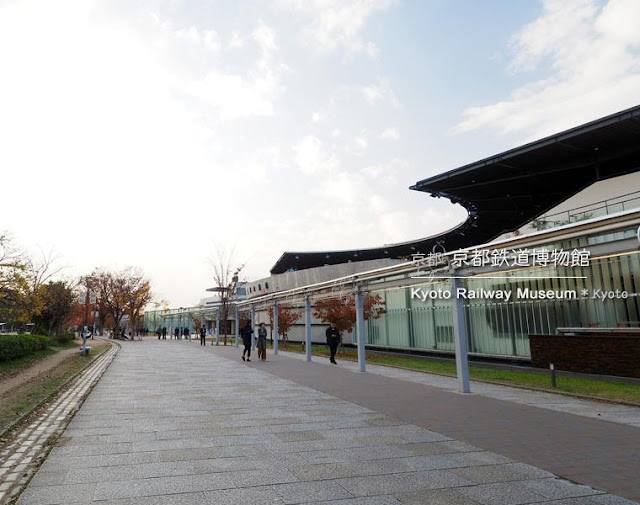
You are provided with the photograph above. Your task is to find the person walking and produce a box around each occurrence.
[162,327,167,340]
[200,326,206,346]
[257,322,267,361]
[326,321,340,364]
[174,327,179,340]
[240,320,253,362]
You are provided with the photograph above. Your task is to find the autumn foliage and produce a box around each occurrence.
[267,305,302,339]
[313,294,386,333]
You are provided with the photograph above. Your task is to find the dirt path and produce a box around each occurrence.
[0,345,80,397]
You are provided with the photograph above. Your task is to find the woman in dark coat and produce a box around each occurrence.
[240,320,253,362]
[257,323,267,361]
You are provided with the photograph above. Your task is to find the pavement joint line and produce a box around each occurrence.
[0,341,119,505]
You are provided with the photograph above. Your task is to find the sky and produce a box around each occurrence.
[1,0,640,308]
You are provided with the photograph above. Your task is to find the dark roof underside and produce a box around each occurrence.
[271,105,640,274]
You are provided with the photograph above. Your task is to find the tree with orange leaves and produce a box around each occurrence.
[267,305,302,344]
[312,294,386,334]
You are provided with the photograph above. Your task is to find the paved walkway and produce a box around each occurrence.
[276,349,640,427]
[16,340,639,505]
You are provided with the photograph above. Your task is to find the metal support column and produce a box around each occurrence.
[215,310,220,346]
[305,295,312,362]
[451,276,471,393]
[273,300,279,356]
[251,305,256,350]
[355,285,366,372]
[235,306,239,347]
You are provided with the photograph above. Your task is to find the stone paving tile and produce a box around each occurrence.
[336,470,471,497]
[12,341,639,505]
[17,483,96,505]
[232,467,298,487]
[290,462,360,481]
[275,431,327,442]
[347,445,415,460]
[521,478,605,499]
[202,487,286,505]
[450,462,554,484]
[458,481,560,505]
[394,488,481,505]
[273,481,354,504]
[320,497,401,505]
[95,491,206,505]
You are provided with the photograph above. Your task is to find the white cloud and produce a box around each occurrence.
[361,80,402,108]
[229,32,245,49]
[275,0,395,56]
[453,0,640,139]
[184,21,285,120]
[175,26,221,52]
[253,20,277,56]
[355,136,368,150]
[186,72,275,119]
[293,135,338,174]
[380,127,400,140]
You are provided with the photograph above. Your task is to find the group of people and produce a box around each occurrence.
[153,319,343,365]
[154,327,194,340]
[239,320,342,364]
[239,320,267,361]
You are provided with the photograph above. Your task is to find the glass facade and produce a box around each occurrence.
[364,229,640,359]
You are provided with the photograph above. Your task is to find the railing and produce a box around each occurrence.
[530,190,640,231]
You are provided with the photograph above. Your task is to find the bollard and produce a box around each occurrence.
[550,363,557,388]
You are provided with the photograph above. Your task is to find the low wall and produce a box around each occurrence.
[529,333,640,378]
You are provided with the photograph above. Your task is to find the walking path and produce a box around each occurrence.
[213,345,640,501]
[276,349,640,427]
[0,342,119,505]
[14,340,639,504]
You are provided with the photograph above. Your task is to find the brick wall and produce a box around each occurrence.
[529,334,640,378]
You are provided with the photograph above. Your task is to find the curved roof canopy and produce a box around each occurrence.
[271,104,640,274]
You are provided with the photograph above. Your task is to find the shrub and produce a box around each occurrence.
[0,334,51,362]
[50,332,76,344]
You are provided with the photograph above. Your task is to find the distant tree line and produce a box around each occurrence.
[0,232,153,337]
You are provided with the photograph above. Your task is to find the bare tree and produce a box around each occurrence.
[209,246,244,346]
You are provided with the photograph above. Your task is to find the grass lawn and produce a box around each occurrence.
[273,342,640,405]
[0,341,109,435]
[0,341,77,377]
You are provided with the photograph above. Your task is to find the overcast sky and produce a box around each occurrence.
[2,0,640,308]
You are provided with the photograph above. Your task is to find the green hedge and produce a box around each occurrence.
[50,332,76,344]
[0,334,51,362]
